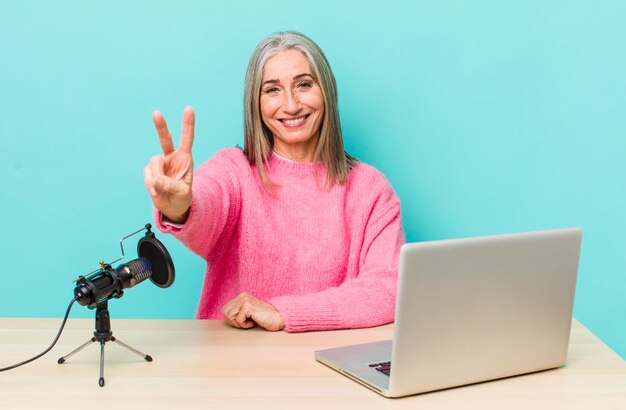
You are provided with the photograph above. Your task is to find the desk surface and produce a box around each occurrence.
[0,318,624,409]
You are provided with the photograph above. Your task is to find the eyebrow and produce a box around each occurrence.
[261,73,315,86]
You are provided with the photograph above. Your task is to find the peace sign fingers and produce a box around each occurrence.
[179,106,195,154]
[152,110,176,155]
[152,107,195,155]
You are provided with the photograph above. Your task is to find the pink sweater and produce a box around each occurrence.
[155,148,405,332]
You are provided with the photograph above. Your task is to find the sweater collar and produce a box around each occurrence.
[268,151,325,175]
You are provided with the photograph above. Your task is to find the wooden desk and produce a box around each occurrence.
[0,318,624,409]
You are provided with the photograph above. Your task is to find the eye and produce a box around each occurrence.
[262,86,280,95]
[297,81,313,89]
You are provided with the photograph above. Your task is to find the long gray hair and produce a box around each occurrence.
[243,31,356,191]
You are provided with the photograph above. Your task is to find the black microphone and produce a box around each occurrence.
[73,225,175,307]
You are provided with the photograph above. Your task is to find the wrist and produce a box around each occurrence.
[163,207,190,224]
[272,307,285,331]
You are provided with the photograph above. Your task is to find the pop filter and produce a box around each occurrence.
[137,231,175,288]
[73,224,175,308]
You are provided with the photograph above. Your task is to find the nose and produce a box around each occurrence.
[282,89,301,114]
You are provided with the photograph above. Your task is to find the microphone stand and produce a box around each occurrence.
[57,301,152,387]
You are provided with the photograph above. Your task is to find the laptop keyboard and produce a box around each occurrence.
[369,361,391,376]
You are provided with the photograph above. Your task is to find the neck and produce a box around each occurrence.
[273,139,318,163]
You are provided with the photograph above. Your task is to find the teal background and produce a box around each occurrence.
[0,1,624,359]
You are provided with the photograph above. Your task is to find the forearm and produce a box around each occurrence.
[270,271,398,332]
[154,182,231,259]
[153,151,243,259]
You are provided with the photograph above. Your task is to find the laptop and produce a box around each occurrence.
[315,228,582,398]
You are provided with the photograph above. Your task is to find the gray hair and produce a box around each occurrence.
[242,30,356,191]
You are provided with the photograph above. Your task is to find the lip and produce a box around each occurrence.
[279,114,309,129]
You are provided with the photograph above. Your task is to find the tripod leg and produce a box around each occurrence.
[58,337,96,364]
[111,337,153,362]
[99,339,106,387]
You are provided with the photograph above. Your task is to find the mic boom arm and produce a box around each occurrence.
[78,224,153,279]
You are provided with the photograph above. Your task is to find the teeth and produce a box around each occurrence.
[284,116,306,126]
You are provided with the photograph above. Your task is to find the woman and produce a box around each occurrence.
[144,31,404,332]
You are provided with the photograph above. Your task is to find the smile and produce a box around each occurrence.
[279,115,309,128]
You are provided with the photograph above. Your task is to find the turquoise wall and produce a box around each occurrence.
[1,1,624,359]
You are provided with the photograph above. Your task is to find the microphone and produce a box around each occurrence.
[73,224,175,308]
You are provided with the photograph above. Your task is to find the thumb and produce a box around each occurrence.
[153,175,188,195]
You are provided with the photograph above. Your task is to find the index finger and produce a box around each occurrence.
[152,110,175,154]
[179,106,195,154]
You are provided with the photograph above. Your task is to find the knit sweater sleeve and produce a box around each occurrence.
[269,173,405,332]
[153,148,242,259]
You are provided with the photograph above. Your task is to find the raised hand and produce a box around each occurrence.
[144,106,195,223]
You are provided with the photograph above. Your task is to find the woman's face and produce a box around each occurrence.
[260,49,324,162]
